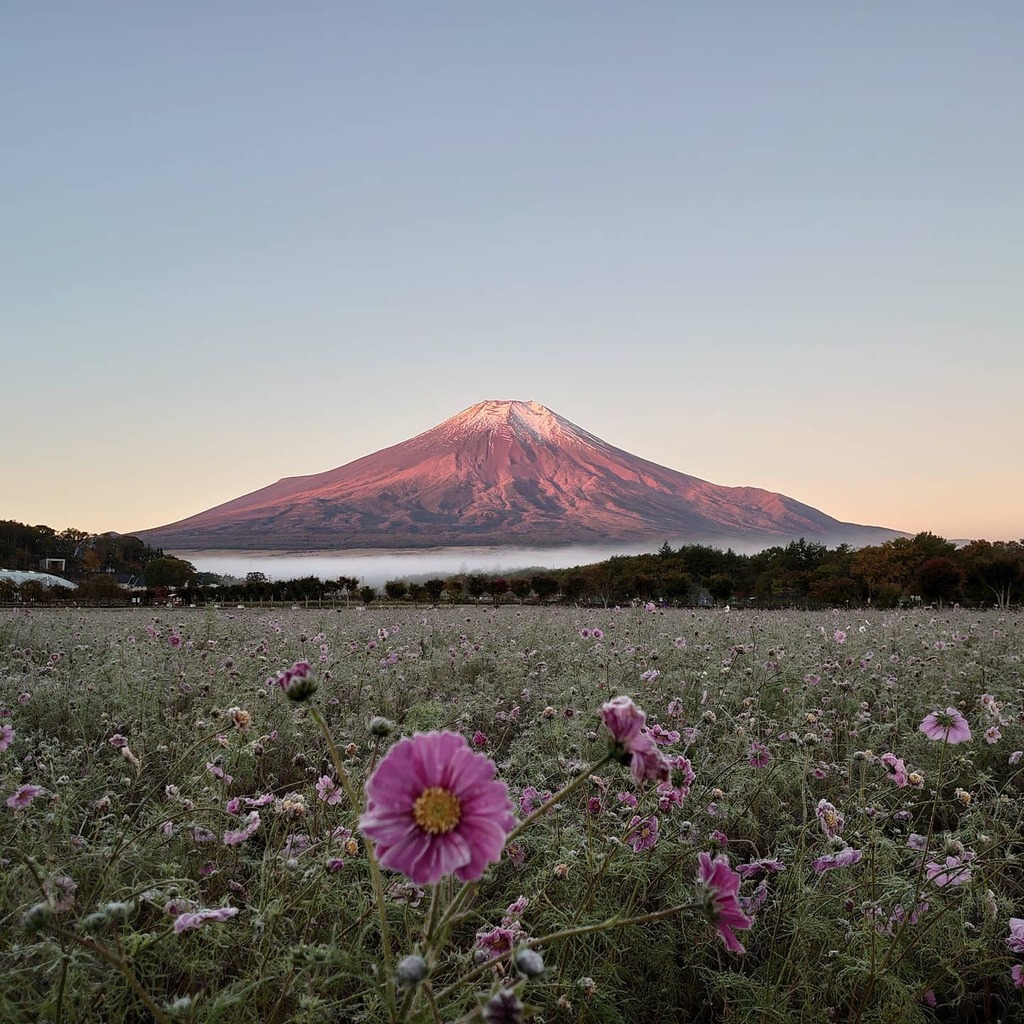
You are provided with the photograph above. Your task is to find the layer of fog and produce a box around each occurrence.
[172,539,774,587]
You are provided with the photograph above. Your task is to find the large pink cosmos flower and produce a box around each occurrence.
[599,695,671,787]
[359,731,516,885]
[919,707,972,744]
[697,851,752,953]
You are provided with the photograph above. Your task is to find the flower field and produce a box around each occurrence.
[2,603,1022,1023]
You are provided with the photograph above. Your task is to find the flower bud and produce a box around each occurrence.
[369,716,396,737]
[514,948,545,978]
[395,954,428,988]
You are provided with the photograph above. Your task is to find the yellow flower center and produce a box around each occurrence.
[412,786,461,835]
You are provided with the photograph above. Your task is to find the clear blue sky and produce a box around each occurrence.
[2,2,1021,542]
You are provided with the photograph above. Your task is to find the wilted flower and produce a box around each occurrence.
[812,847,862,874]
[1007,918,1024,953]
[0,723,14,751]
[815,799,844,839]
[599,695,671,787]
[6,783,44,809]
[483,988,524,1024]
[173,906,239,933]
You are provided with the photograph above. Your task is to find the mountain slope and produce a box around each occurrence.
[137,400,901,550]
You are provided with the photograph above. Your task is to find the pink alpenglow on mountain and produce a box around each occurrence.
[137,400,902,551]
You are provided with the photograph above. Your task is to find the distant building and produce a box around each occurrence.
[40,558,67,572]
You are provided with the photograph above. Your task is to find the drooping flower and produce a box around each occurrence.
[880,752,909,787]
[173,905,239,933]
[1012,964,1024,989]
[1005,917,1024,953]
[0,723,14,751]
[6,783,44,809]
[735,857,786,879]
[697,851,753,953]
[919,707,971,744]
[359,731,516,885]
[812,847,862,874]
[223,811,261,846]
[599,695,671,787]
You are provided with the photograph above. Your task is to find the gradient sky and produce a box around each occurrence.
[3,3,1021,545]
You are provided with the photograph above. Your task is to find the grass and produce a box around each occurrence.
[1,603,1022,1022]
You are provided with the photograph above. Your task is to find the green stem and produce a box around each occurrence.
[433,901,701,1002]
[50,926,171,1024]
[310,708,397,1021]
[505,754,613,845]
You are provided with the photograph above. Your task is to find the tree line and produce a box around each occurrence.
[2,519,1022,609]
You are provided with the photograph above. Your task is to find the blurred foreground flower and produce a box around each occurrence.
[359,731,516,885]
[697,851,752,953]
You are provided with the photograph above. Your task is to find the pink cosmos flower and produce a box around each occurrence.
[358,731,516,885]
[0,723,14,751]
[697,852,752,953]
[518,786,552,817]
[735,857,786,880]
[985,726,1001,744]
[626,814,659,852]
[6,783,44,809]
[475,925,518,962]
[599,695,671,787]
[812,847,862,873]
[223,811,260,846]
[1012,965,1024,989]
[926,855,972,887]
[919,707,971,744]
[880,752,909,787]
[747,741,771,768]
[815,799,844,838]
[1005,917,1024,953]
[471,731,488,749]
[316,775,343,805]
[173,906,239,933]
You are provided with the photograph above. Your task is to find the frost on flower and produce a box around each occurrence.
[6,784,44,809]
[919,707,971,744]
[812,847,862,874]
[223,812,261,846]
[697,851,752,953]
[599,695,671,787]
[173,906,239,934]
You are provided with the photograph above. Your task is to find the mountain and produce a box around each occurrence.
[136,400,902,551]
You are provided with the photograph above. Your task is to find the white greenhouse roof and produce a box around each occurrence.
[0,569,77,590]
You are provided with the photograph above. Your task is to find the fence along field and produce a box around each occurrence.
[1,603,1022,1022]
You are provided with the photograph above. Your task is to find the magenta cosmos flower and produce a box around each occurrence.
[599,695,671,786]
[919,707,971,744]
[359,731,516,885]
[697,851,752,953]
